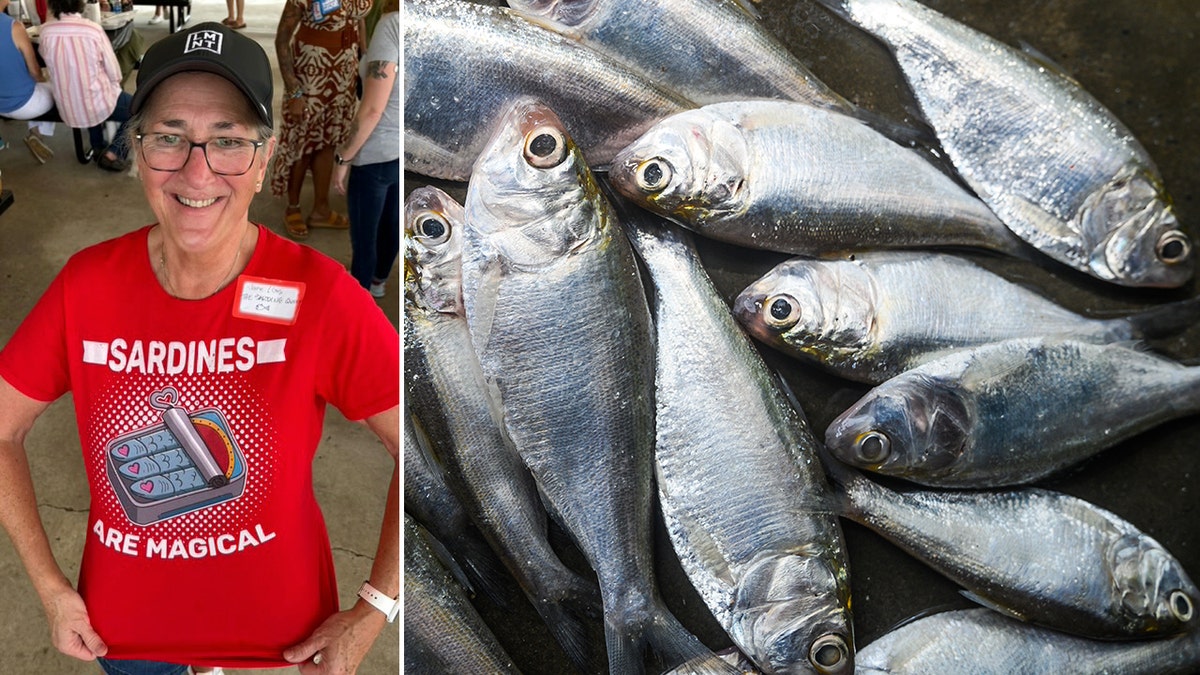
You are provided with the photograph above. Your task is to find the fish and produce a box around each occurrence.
[825,337,1200,487]
[404,515,524,674]
[404,185,601,670]
[504,0,852,110]
[403,406,509,605]
[459,98,734,674]
[608,100,1026,257]
[823,460,1199,639]
[857,608,1200,674]
[812,0,1193,287]
[404,0,693,181]
[620,203,854,675]
[733,251,1200,384]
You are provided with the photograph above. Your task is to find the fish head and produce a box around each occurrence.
[465,98,603,271]
[734,258,877,368]
[1109,532,1199,634]
[609,108,751,227]
[1081,166,1193,288]
[825,374,971,479]
[731,552,854,675]
[404,185,466,315]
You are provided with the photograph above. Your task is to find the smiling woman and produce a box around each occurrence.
[0,20,399,675]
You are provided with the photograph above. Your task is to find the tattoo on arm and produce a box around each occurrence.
[366,61,391,80]
[275,2,304,91]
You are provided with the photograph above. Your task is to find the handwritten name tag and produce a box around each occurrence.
[233,276,306,325]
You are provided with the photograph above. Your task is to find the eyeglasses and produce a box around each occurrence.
[135,133,266,176]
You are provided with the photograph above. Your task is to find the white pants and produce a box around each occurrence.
[3,83,56,136]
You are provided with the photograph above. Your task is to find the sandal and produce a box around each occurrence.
[307,210,350,230]
[284,208,309,239]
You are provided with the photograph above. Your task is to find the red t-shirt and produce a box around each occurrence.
[0,225,399,667]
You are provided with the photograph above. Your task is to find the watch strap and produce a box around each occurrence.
[358,580,399,622]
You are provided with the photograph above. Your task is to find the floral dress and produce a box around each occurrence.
[270,0,373,197]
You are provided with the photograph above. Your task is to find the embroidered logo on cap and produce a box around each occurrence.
[184,30,223,55]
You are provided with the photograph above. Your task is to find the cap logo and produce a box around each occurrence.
[184,30,223,55]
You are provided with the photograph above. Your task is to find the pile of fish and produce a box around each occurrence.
[404,0,1200,673]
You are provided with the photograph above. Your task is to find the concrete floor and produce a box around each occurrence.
[0,0,400,672]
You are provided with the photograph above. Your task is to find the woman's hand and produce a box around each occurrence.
[43,586,108,662]
[284,602,386,674]
[287,96,306,118]
[333,163,349,196]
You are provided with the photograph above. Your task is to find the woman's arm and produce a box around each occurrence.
[12,22,45,82]
[284,405,398,673]
[332,58,396,194]
[274,0,305,97]
[0,377,109,662]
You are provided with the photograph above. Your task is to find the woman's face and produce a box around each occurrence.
[137,71,275,253]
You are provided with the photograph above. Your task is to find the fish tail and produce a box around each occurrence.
[604,595,739,675]
[1124,295,1200,340]
[532,571,604,673]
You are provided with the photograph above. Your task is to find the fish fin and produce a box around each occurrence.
[533,572,604,673]
[1018,39,1085,88]
[511,8,588,40]
[414,524,477,597]
[664,506,737,587]
[959,590,1028,622]
[1122,295,1200,340]
[451,530,517,609]
[639,602,743,675]
[664,651,748,675]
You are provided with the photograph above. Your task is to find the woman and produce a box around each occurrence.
[272,0,372,239]
[0,22,398,675]
[332,0,398,297]
[38,0,133,171]
[0,0,55,163]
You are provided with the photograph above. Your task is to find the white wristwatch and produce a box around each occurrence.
[357,580,399,623]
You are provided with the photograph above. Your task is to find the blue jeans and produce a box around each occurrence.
[346,159,400,289]
[88,91,134,161]
[97,657,188,675]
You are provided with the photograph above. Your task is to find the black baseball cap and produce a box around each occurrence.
[131,22,274,127]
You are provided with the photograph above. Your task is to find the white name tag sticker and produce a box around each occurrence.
[233,276,306,325]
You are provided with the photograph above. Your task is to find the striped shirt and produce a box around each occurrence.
[38,14,121,128]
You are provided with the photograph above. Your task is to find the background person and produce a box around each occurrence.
[0,21,399,675]
[0,0,55,163]
[332,0,398,298]
[272,0,372,240]
[38,0,132,171]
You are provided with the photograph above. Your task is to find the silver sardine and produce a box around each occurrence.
[621,206,854,675]
[404,515,523,674]
[825,337,1200,487]
[814,0,1193,287]
[857,608,1200,674]
[460,99,732,674]
[826,463,1199,639]
[609,100,1025,257]
[404,185,600,670]
[505,0,851,109]
[404,0,693,181]
[733,252,1199,384]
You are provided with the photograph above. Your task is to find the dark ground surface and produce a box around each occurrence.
[404,1,1200,671]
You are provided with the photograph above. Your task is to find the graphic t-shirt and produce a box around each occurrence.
[0,225,399,667]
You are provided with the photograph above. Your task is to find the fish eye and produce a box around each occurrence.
[635,158,672,192]
[809,634,848,673]
[413,212,451,245]
[1156,231,1191,265]
[856,431,891,464]
[523,126,568,168]
[763,294,801,330]
[1171,590,1194,622]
